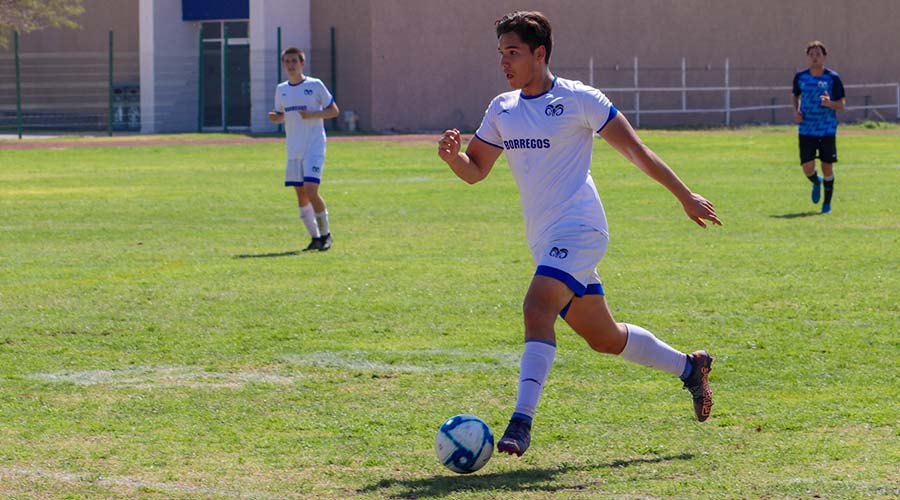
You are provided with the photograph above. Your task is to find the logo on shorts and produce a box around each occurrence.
[312,166,321,173]
[545,104,564,117]
[304,89,314,95]
[549,247,568,259]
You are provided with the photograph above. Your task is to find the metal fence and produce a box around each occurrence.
[557,57,900,128]
[3,45,898,135]
[0,31,140,137]
[0,28,336,138]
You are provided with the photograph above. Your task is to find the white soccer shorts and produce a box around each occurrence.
[530,227,608,297]
[284,155,325,186]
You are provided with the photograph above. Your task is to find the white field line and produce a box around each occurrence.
[277,348,517,373]
[0,466,279,499]
[26,349,518,388]
[26,366,298,388]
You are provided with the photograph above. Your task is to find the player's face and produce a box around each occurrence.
[282,54,304,78]
[806,47,826,69]
[498,32,543,90]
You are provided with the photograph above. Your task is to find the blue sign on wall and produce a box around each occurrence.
[182,0,249,21]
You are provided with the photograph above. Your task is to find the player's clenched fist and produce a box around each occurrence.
[438,129,461,163]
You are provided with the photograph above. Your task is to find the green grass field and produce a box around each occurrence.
[1,128,898,499]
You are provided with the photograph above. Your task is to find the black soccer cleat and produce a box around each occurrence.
[303,237,323,252]
[682,350,714,422]
[318,233,332,251]
[497,418,531,457]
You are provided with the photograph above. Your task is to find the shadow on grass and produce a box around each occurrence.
[359,453,693,499]
[233,250,301,259]
[770,211,821,219]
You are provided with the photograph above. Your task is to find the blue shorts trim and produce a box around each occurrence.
[535,265,587,297]
[559,300,572,319]
[285,181,303,186]
[303,176,320,184]
[559,284,604,319]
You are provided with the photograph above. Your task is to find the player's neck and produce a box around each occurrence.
[809,66,825,77]
[521,71,555,97]
[289,73,306,84]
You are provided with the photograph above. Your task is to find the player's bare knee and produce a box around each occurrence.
[303,184,319,197]
[522,297,557,333]
[583,329,624,354]
[582,336,608,354]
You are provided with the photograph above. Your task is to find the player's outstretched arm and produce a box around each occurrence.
[599,114,722,228]
[438,129,502,184]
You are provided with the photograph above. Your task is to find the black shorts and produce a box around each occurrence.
[799,135,838,164]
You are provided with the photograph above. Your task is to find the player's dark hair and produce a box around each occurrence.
[495,11,552,64]
[806,40,827,56]
[281,47,305,63]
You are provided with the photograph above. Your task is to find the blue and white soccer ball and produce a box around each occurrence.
[435,414,494,474]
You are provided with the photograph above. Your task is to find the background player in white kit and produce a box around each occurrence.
[437,11,723,457]
[268,47,339,251]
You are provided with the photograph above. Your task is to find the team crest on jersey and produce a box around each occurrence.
[497,109,510,116]
[304,88,314,95]
[545,104,564,117]
[549,247,568,259]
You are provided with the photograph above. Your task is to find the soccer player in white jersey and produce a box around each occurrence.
[268,47,339,251]
[437,11,723,457]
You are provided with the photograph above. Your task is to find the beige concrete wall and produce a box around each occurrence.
[2,0,140,129]
[311,0,373,130]
[14,0,139,54]
[314,0,900,130]
[7,0,899,131]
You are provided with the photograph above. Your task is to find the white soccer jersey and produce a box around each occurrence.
[274,77,334,160]
[474,77,618,246]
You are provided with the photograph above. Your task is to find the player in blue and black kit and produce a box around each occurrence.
[438,11,722,457]
[792,41,845,214]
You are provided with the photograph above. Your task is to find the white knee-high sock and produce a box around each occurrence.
[619,323,688,378]
[315,209,330,235]
[299,203,320,238]
[512,340,556,422]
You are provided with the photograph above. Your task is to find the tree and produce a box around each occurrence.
[0,0,84,49]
